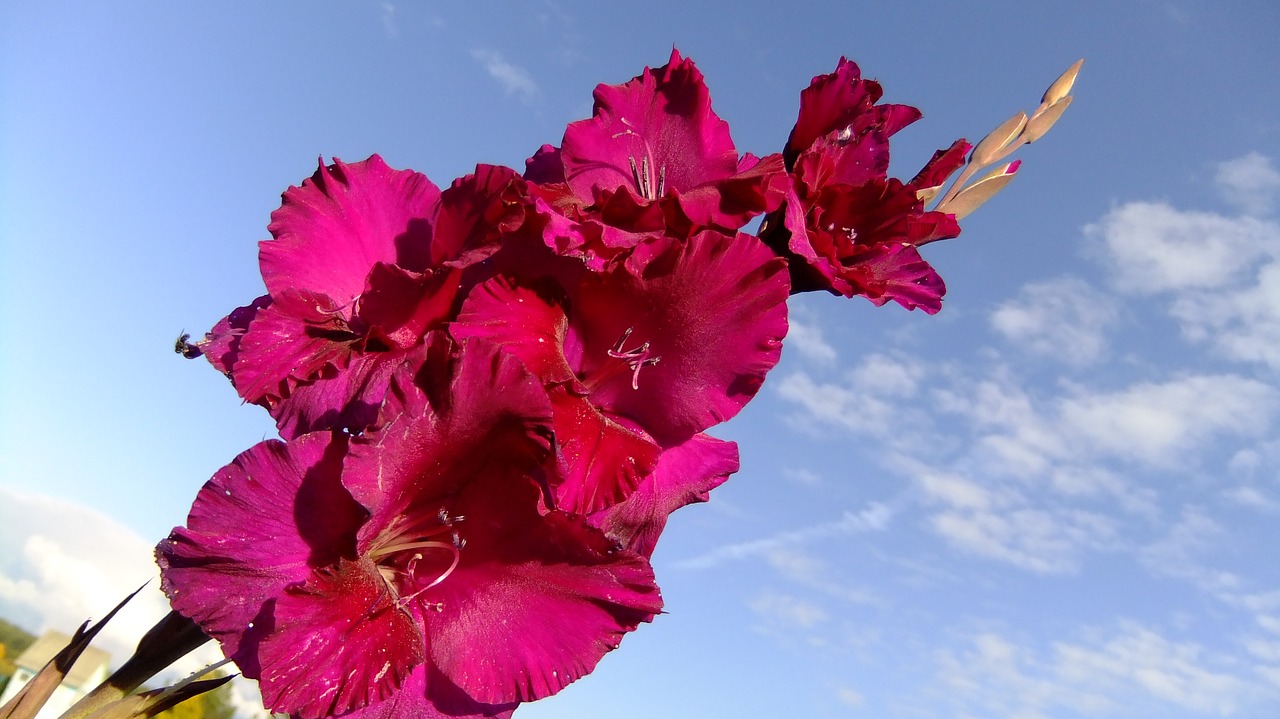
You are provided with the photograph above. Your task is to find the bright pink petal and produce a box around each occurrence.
[592,433,739,557]
[907,138,970,193]
[342,335,555,527]
[233,289,360,405]
[671,153,789,231]
[269,349,411,438]
[156,431,363,663]
[197,295,269,376]
[424,474,662,704]
[523,144,565,184]
[356,262,461,349]
[332,665,517,719]
[452,280,662,512]
[571,230,790,445]
[851,242,946,313]
[261,155,441,304]
[561,49,738,204]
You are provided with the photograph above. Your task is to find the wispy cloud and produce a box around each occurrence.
[990,275,1117,366]
[1090,200,1277,294]
[470,48,539,104]
[934,623,1266,716]
[0,487,265,716]
[1217,152,1280,216]
[785,317,838,364]
[378,2,398,38]
[1090,159,1280,370]
[748,591,829,629]
[674,502,892,570]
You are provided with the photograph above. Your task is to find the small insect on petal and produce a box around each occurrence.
[174,331,202,359]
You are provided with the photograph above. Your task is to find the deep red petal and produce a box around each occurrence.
[256,557,424,719]
[548,386,661,514]
[425,474,662,704]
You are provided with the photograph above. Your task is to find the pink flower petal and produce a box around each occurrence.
[451,277,579,386]
[592,433,739,557]
[233,289,360,406]
[331,665,517,719]
[561,49,738,204]
[785,58,921,162]
[256,556,424,719]
[424,473,662,704]
[452,280,662,512]
[156,431,363,662]
[343,335,555,526]
[547,385,661,514]
[261,155,441,304]
[431,165,528,269]
[852,242,946,313]
[571,230,790,445]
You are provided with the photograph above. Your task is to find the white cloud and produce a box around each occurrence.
[782,355,1276,574]
[470,49,539,103]
[1089,201,1278,293]
[936,624,1265,717]
[785,318,838,364]
[378,2,398,38]
[1057,374,1278,467]
[1171,260,1280,369]
[1087,185,1280,369]
[776,353,927,440]
[990,276,1116,366]
[0,487,174,662]
[1139,506,1241,594]
[761,548,880,605]
[1055,624,1255,715]
[929,506,1115,574]
[1223,485,1278,511]
[834,686,864,707]
[748,591,829,629]
[781,466,822,486]
[675,502,892,570]
[1217,152,1280,216]
[0,487,265,717]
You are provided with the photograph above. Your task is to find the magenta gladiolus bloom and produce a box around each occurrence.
[525,50,785,269]
[763,58,970,312]
[196,157,526,437]
[162,47,1072,719]
[158,337,661,718]
[452,229,788,513]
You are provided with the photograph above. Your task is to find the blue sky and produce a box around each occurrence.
[2,1,1279,717]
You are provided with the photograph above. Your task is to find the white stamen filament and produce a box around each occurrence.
[607,327,662,390]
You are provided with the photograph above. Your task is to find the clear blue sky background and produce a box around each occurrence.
[3,2,1280,717]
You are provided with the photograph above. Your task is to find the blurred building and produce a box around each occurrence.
[0,630,110,719]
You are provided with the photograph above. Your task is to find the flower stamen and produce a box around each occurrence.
[607,327,662,390]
